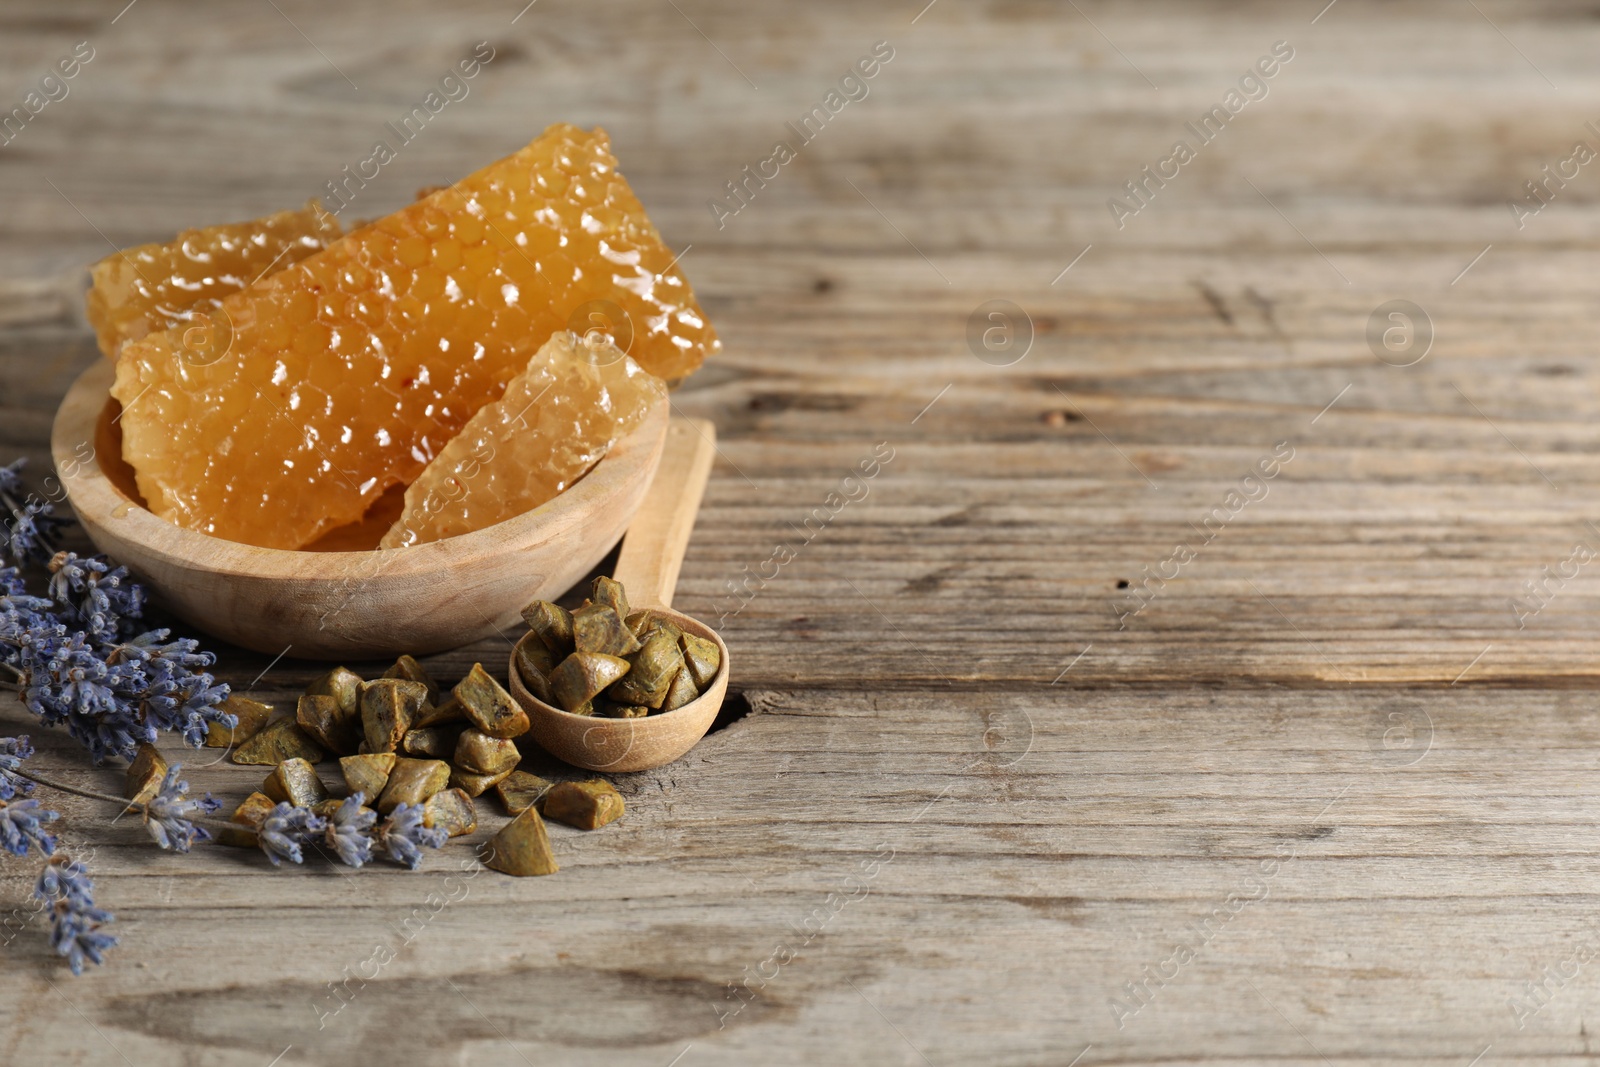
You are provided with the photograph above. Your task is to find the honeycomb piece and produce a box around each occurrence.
[382,331,664,547]
[86,202,340,359]
[112,123,717,550]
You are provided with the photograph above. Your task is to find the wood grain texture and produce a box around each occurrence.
[3,0,1600,1064]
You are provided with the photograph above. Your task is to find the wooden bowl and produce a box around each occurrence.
[50,359,669,660]
[507,612,728,772]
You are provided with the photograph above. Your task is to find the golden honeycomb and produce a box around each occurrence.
[381,331,664,548]
[86,203,339,358]
[111,124,718,550]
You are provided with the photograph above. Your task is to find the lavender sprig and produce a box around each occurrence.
[0,459,25,498]
[259,802,326,867]
[376,803,448,870]
[0,735,55,852]
[35,854,116,975]
[48,552,145,640]
[0,462,68,568]
[0,477,236,763]
[324,793,377,868]
[0,735,35,799]
[9,764,443,873]
[19,631,154,764]
[142,764,220,853]
[0,798,58,856]
[4,503,67,569]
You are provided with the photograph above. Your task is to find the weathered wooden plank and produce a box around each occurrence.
[2,686,1600,1065]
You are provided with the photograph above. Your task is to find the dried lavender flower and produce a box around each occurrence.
[0,735,35,799]
[103,628,211,671]
[258,802,326,867]
[48,552,145,640]
[35,854,116,975]
[4,501,66,569]
[0,461,233,764]
[139,660,231,750]
[0,459,24,499]
[142,764,221,853]
[0,797,58,856]
[18,631,150,764]
[1,564,30,598]
[324,793,377,868]
[376,802,447,870]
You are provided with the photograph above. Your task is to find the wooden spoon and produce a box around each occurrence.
[508,417,726,772]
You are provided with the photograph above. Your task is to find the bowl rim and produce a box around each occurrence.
[508,609,729,728]
[52,357,670,581]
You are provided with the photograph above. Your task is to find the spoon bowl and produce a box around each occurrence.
[509,416,724,772]
[507,611,728,772]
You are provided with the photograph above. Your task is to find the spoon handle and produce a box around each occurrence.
[612,417,717,610]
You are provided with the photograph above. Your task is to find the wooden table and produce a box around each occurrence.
[3,1,1598,1063]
